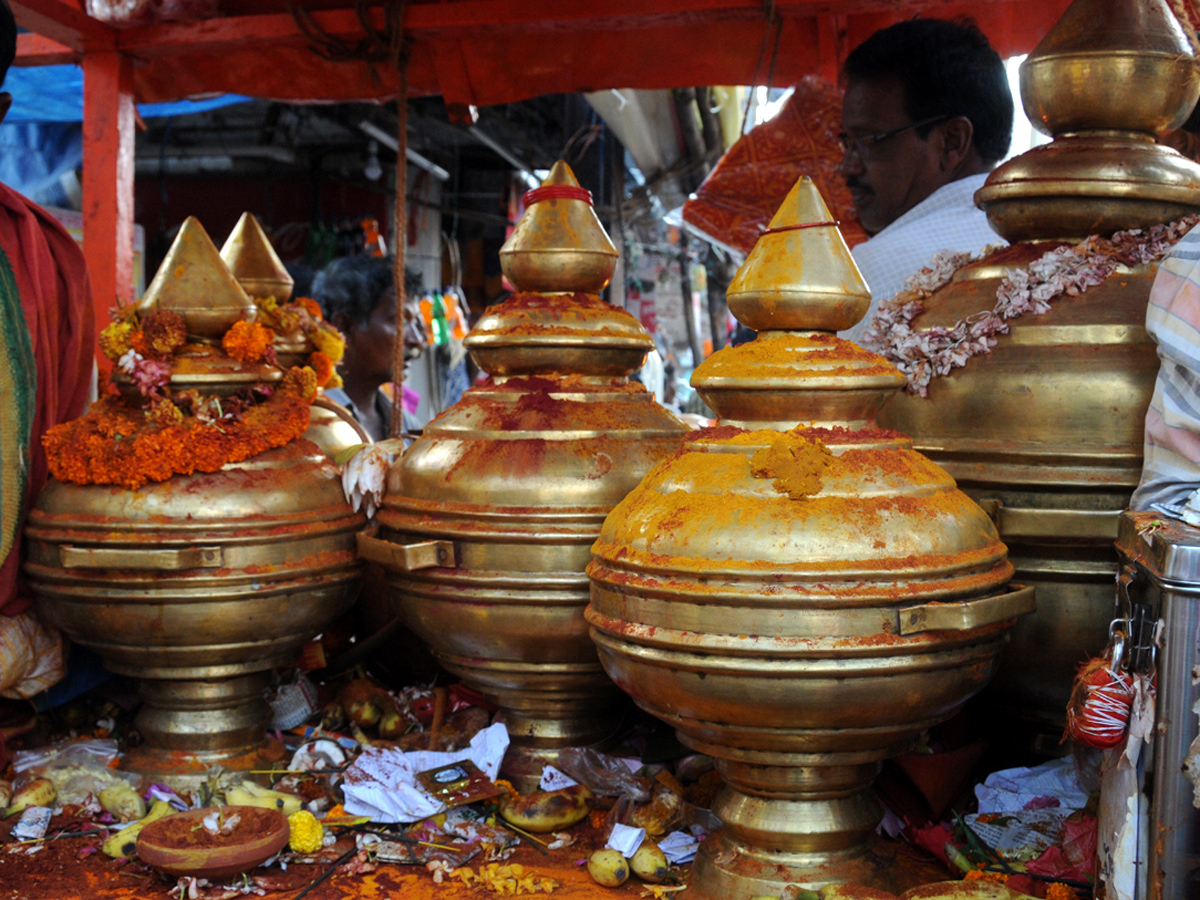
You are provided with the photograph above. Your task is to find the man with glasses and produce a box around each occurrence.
[838,18,1014,344]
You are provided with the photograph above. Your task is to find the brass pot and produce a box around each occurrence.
[26,439,363,782]
[586,178,1031,895]
[361,163,688,789]
[880,0,1200,751]
[363,298,687,788]
[878,246,1158,750]
[588,429,1028,895]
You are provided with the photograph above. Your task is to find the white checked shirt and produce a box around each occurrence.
[1131,224,1200,510]
[841,172,1004,344]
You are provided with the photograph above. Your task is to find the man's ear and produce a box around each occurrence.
[938,116,975,172]
[329,311,355,339]
[0,92,12,127]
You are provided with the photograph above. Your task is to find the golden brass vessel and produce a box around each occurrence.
[359,162,688,789]
[587,179,1032,896]
[26,223,364,784]
[977,0,1200,241]
[880,0,1200,751]
[220,211,294,304]
[217,212,365,456]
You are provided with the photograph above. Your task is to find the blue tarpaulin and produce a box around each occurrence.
[5,64,250,122]
[0,65,250,202]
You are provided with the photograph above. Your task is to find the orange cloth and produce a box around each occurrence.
[683,77,869,254]
[0,184,95,617]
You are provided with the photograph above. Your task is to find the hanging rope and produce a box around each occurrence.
[390,2,412,440]
[740,0,783,135]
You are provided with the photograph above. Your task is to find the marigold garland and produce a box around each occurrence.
[862,214,1200,396]
[43,382,312,490]
[48,298,321,488]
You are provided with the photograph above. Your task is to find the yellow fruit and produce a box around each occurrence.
[498,784,594,833]
[4,778,56,817]
[102,799,174,859]
[588,849,630,887]
[630,841,669,883]
[99,783,146,822]
[226,781,302,816]
[287,810,324,853]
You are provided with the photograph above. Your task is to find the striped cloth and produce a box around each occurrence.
[842,172,1004,345]
[1131,224,1200,511]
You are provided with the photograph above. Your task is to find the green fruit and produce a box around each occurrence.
[587,849,630,887]
[630,842,669,883]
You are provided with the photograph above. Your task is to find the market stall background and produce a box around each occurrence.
[8,0,1073,379]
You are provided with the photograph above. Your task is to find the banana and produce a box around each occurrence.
[102,799,175,859]
[99,782,147,822]
[226,780,302,816]
[3,777,56,818]
[497,784,593,833]
[630,841,669,883]
[587,849,629,887]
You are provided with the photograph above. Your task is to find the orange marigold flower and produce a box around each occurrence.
[309,325,345,363]
[1045,885,1077,900]
[256,296,301,335]
[148,398,184,429]
[280,365,318,403]
[309,351,336,388]
[222,320,275,363]
[99,321,136,362]
[295,296,322,320]
[42,388,310,489]
[964,870,1008,884]
[130,329,151,356]
[141,309,188,357]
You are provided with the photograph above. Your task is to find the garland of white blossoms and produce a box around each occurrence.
[860,214,1200,397]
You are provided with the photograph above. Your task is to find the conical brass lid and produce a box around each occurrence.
[694,177,902,431]
[1020,0,1198,136]
[220,212,294,302]
[978,0,1200,240]
[725,177,870,332]
[499,160,618,293]
[137,216,255,340]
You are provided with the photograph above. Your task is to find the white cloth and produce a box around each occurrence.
[842,173,1004,344]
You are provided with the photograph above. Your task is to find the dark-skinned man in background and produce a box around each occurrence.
[838,18,1014,344]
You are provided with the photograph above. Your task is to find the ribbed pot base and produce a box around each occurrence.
[123,738,287,793]
[683,830,903,900]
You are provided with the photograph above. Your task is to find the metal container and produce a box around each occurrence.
[26,218,364,783]
[359,162,688,788]
[587,179,1032,896]
[1115,511,1200,900]
[879,0,1200,752]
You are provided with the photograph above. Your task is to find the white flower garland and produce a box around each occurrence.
[861,214,1200,396]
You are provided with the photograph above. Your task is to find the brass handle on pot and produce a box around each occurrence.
[59,545,224,570]
[899,584,1035,635]
[975,499,1118,540]
[356,527,455,571]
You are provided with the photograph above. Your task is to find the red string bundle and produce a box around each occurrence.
[1064,654,1135,749]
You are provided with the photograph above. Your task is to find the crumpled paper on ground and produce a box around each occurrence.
[658,830,699,864]
[342,722,509,823]
[967,756,1091,862]
[975,756,1089,814]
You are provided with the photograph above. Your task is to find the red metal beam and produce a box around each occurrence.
[11,0,112,52]
[15,32,76,66]
[82,49,135,371]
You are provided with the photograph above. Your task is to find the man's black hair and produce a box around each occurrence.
[312,255,423,327]
[0,0,16,88]
[843,17,1013,163]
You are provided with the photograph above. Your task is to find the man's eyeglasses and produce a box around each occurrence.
[837,115,952,161]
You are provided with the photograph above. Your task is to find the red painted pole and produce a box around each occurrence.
[81,49,136,374]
